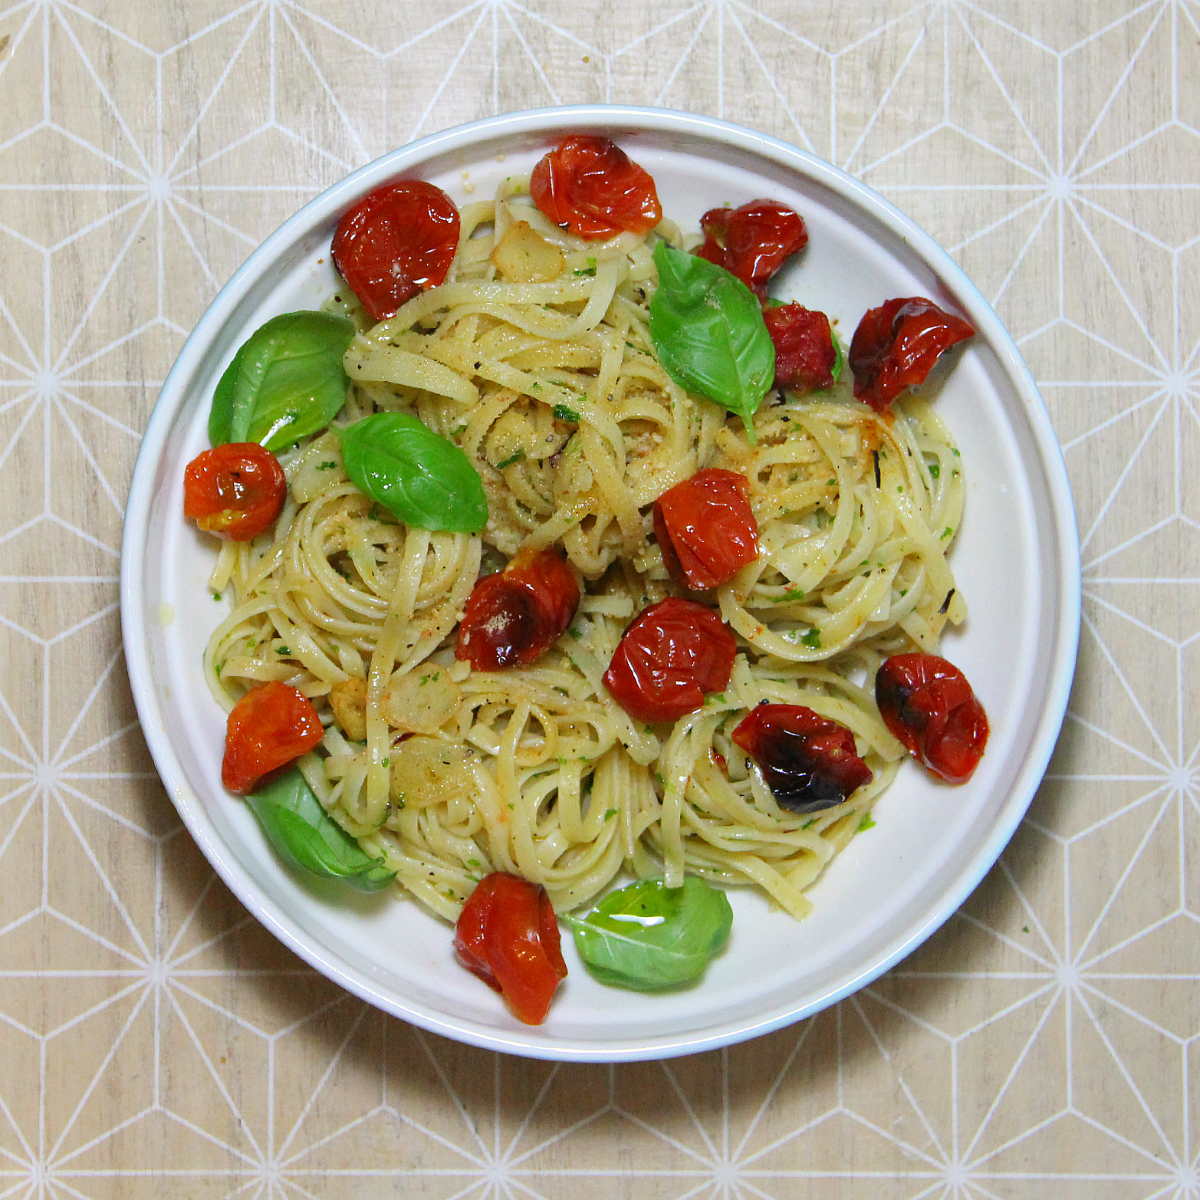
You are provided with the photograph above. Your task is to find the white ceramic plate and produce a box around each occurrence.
[121,105,1080,1062]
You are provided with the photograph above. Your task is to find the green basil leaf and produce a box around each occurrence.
[339,412,488,533]
[246,767,396,892]
[830,329,844,384]
[648,242,774,440]
[209,311,355,450]
[565,877,732,991]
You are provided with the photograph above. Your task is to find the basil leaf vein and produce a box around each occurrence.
[209,311,355,450]
[648,242,774,441]
[566,877,733,991]
[339,412,488,533]
[246,766,396,892]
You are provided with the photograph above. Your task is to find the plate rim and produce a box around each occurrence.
[121,103,1081,1062]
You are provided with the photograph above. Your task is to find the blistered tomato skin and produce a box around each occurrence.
[454,873,567,1026]
[763,304,837,392]
[697,201,808,295]
[732,704,873,814]
[183,443,287,541]
[653,469,759,592]
[530,136,662,241]
[221,681,324,794]
[456,547,580,671]
[603,598,736,724]
[875,653,988,782]
[848,297,975,411]
[331,180,460,322]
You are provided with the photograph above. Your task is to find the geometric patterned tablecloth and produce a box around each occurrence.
[1,1,1196,1194]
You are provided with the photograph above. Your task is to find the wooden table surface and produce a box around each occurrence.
[0,1,1195,1194]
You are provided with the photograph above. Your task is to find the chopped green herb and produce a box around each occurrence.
[574,257,598,277]
[568,625,584,640]
[553,403,581,422]
[942,526,955,539]
[801,628,821,649]
[928,462,940,479]
[497,448,525,469]
[603,808,617,820]
[857,812,876,832]
[316,460,337,471]
[275,646,290,655]
[801,817,817,830]
[774,588,805,603]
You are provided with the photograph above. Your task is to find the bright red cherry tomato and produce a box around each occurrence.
[848,297,974,411]
[763,304,837,392]
[696,200,808,296]
[222,681,324,794]
[332,180,460,322]
[456,547,580,671]
[454,873,567,1025]
[529,136,662,241]
[183,442,287,541]
[732,703,872,814]
[653,468,759,591]
[603,598,736,724]
[875,653,988,782]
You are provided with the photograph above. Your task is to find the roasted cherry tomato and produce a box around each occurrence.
[455,872,567,1025]
[183,442,287,541]
[696,200,808,296]
[653,468,759,592]
[763,304,837,392]
[530,135,662,241]
[222,681,324,794]
[732,703,872,814]
[456,547,580,671]
[603,598,736,724]
[332,180,460,322]
[848,297,974,411]
[875,653,988,782]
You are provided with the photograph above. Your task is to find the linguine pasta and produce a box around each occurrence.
[202,176,967,923]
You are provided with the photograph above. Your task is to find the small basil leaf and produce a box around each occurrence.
[339,412,488,533]
[209,311,355,450]
[648,242,774,440]
[566,877,732,991]
[830,329,844,384]
[246,767,396,892]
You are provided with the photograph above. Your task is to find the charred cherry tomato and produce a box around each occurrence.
[332,180,460,322]
[875,653,988,782]
[456,547,580,671]
[763,304,837,392]
[848,297,974,411]
[696,200,808,296]
[530,135,662,241]
[603,598,736,724]
[222,681,324,794]
[732,703,872,814]
[653,468,759,591]
[183,442,287,541]
[454,872,567,1025]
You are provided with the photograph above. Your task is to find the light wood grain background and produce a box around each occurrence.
[0,1,1195,1194]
